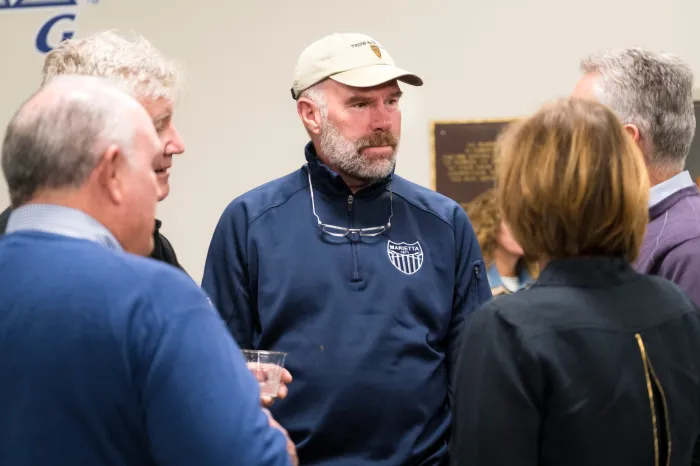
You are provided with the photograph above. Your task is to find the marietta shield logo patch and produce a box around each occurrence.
[370,44,382,58]
[387,241,424,275]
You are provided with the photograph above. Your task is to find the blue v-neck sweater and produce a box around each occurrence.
[0,231,291,466]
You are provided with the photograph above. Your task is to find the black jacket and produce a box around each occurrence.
[0,207,9,236]
[451,256,700,466]
[150,218,184,271]
[0,207,184,272]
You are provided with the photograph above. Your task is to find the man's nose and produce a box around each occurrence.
[165,124,186,155]
[370,105,393,132]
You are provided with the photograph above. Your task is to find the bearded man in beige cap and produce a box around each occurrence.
[202,32,491,466]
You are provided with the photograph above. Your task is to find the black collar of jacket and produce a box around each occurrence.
[303,141,392,199]
[532,256,637,288]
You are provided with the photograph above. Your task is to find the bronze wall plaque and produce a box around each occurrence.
[430,119,514,209]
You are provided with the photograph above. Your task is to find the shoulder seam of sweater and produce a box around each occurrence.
[391,187,456,233]
[247,183,309,230]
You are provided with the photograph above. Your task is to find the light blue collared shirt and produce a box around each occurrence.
[648,170,696,208]
[6,204,122,251]
[486,262,532,294]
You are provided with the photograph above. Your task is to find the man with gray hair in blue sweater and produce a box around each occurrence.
[0,75,296,466]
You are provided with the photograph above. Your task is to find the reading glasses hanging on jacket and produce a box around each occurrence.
[307,170,393,237]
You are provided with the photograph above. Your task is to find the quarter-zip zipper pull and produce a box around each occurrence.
[348,195,354,212]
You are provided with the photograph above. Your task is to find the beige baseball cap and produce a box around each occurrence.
[291,33,423,100]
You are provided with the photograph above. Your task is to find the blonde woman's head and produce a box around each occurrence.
[496,97,649,263]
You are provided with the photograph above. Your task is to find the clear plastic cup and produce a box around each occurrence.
[242,349,288,398]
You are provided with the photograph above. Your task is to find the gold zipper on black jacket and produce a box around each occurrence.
[635,333,672,466]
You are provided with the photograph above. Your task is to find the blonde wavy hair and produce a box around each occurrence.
[41,30,183,103]
[464,189,501,265]
[465,189,538,278]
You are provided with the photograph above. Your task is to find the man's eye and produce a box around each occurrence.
[154,117,171,132]
[353,102,369,108]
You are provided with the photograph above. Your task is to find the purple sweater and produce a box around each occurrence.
[635,185,700,306]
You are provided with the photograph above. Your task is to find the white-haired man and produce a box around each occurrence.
[202,33,492,465]
[573,48,700,305]
[0,29,294,405]
[0,75,296,466]
[0,31,186,270]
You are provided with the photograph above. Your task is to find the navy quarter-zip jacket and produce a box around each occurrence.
[202,143,492,465]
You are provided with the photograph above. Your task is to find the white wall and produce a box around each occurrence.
[1,0,699,283]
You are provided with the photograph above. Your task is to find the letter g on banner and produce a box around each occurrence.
[35,13,75,53]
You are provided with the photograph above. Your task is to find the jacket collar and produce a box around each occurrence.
[532,256,636,288]
[303,141,393,198]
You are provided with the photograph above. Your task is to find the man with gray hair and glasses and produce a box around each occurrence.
[572,48,700,305]
[0,75,297,466]
[0,30,186,271]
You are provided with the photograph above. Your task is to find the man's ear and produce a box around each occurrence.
[297,98,322,136]
[623,124,641,144]
[94,144,127,205]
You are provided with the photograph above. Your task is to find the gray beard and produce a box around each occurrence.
[318,118,397,184]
